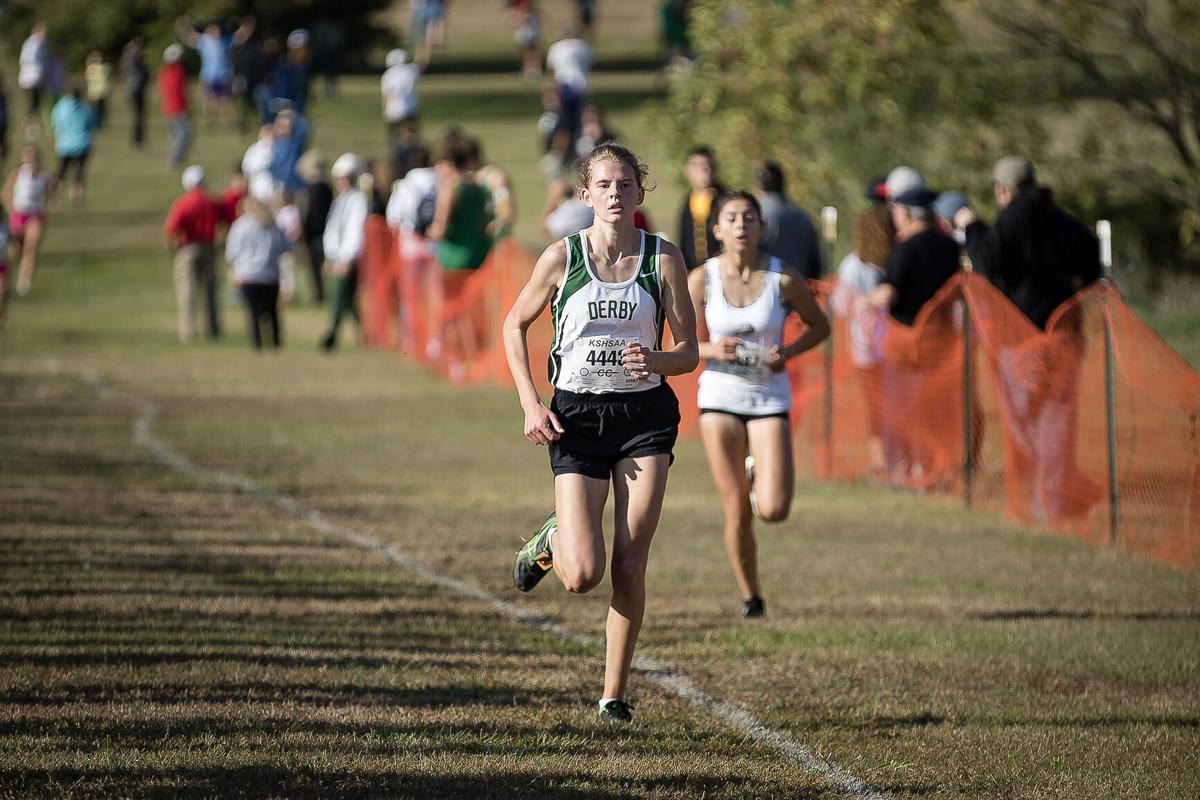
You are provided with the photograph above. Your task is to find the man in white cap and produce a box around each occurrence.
[158,44,192,168]
[381,48,424,145]
[884,165,925,201]
[164,165,227,343]
[320,153,369,350]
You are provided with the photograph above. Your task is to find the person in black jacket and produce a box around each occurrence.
[956,156,1099,330]
[954,156,1101,521]
[677,146,724,270]
[299,151,333,305]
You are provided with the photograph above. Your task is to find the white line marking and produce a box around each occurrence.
[64,363,889,800]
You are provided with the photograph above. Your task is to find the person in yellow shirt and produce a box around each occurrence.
[677,146,724,270]
[84,51,112,130]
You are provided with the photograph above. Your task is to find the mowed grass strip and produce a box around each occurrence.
[0,371,831,799]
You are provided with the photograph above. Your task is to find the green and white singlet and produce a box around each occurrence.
[549,230,666,394]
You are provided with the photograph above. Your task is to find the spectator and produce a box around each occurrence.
[958,157,1100,331]
[176,15,255,129]
[246,37,282,126]
[50,84,95,205]
[242,123,274,182]
[163,165,224,343]
[933,191,970,242]
[311,17,348,99]
[572,105,616,161]
[469,137,515,240]
[678,145,724,270]
[158,44,192,170]
[18,23,49,129]
[84,52,112,130]
[381,49,423,145]
[661,0,691,67]
[428,139,492,271]
[578,0,597,38]
[507,1,541,80]
[884,165,924,200]
[320,153,369,351]
[536,84,564,154]
[862,187,959,326]
[385,145,437,235]
[956,156,1102,521]
[226,195,289,350]
[267,110,310,195]
[753,161,822,279]
[298,151,333,304]
[546,25,592,137]
[3,145,52,297]
[273,30,313,117]
[120,38,150,149]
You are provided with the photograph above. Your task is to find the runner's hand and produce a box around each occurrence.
[763,345,788,373]
[523,401,564,446]
[714,337,741,362]
[621,342,657,379]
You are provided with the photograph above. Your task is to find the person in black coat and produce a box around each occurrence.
[954,156,1101,521]
[677,146,724,270]
[956,156,1099,330]
[299,152,333,305]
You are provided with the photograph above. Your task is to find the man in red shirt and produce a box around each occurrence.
[164,165,223,343]
[158,44,192,169]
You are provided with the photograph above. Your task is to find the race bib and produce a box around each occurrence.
[712,339,770,384]
[563,336,640,391]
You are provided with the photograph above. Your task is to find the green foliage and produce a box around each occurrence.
[662,0,1004,222]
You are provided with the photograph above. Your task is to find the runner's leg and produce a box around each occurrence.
[745,416,794,522]
[551,472,608,593]
[605,453,670,700]
[699,412,757,601]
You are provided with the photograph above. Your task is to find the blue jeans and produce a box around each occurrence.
[167,114,192,167]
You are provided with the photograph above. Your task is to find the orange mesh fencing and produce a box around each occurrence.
[360,216,1200,570]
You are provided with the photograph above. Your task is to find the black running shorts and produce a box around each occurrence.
[549,383,680,480]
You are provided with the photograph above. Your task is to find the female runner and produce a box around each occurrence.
[688,191,829,618]
[502,143,698,723]
[2,145,52,296]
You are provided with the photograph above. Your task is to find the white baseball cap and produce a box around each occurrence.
[163,43,184,64]
[386,49,407,68]
[287,29,310,49]
[249,172,277,202]
[331,153,362,178]
[181,165,206,190]
[885,166,925,199]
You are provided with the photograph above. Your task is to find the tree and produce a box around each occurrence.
[662,1,1000,223]
[972,0,1200,265]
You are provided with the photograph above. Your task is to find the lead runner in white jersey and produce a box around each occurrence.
[687,191,829,619]
[502,144,697,723]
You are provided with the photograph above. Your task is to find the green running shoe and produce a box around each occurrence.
[598,699,633,723]
[512,512,556,592]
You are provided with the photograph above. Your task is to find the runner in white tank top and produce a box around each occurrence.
[687,190,829,619]
[502,144,698,723]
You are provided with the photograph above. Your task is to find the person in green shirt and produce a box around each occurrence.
[428,137,492,270]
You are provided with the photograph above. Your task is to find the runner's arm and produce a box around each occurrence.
[502,240,568,445]
[772,266,830,369]
[686,266,739,363]
[624,241,698,378]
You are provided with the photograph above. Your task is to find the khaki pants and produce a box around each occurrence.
[173,243,219,343]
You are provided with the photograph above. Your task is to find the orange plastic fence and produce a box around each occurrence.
[360,215,1200,570]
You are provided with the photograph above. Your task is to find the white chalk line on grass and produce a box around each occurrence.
[64,362,889,800]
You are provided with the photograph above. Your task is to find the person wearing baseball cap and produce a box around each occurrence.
[954,156,1099,331]
[164,165,226,343]
[319,153,368,350]
[158,44,192,168]
[858,185,960,327]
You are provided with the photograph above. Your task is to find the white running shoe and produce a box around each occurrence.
[745,454,758,519]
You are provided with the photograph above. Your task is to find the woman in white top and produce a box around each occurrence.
[502,143,697,723]
[2,145,53,296]
[687,191,829,619]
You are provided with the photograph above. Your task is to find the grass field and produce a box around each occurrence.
[1,44,1199,799]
